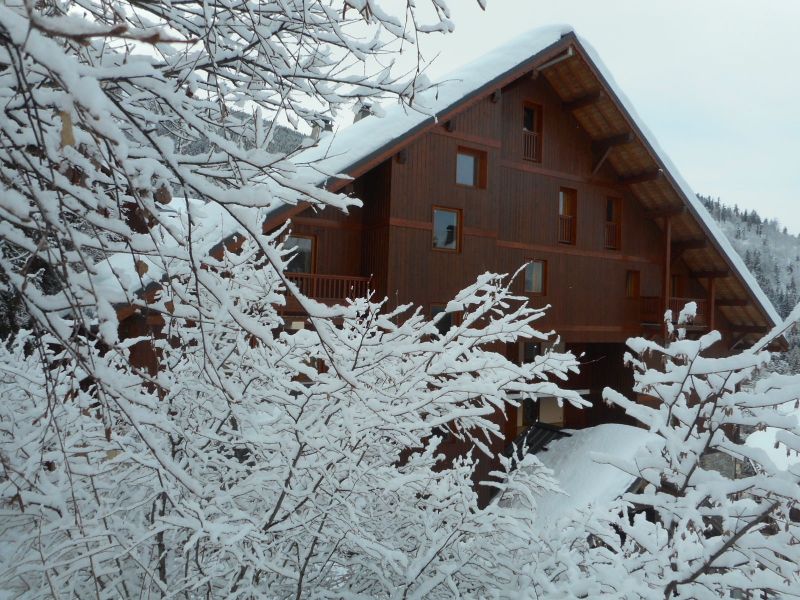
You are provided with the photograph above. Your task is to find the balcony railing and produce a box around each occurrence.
[522,130,541,162]
[604,221,620,250]
[640,296,708,327]
[285,273,371,310]
[557,214,576,244]
[669,297,707,326]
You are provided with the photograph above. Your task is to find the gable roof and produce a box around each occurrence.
[288,26,781,341]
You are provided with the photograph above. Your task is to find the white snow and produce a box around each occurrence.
[528,423,655,530]
[746,427,800,470]
[92,197,242,304]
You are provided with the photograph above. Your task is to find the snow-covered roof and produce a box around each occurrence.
[527,423,655,530]
[290,26,781,331]
[92,197,242,305]
[293,25,570,187]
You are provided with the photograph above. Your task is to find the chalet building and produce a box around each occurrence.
[267,26,782,443]
[105,27,783,505]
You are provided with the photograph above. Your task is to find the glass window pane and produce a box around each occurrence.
[456,152,476,186]
[521,398,538,426]
[523,107,536,131]
[285,236,313,272]
[522,342,541,363]
[525,261,544,293]
[559,188,576,216]
[433,209,459,250]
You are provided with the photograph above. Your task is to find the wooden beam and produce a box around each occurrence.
[591,132,635,155]
[708,276,716,331]
[690,270,730,279]
[728,332,748,351]
[663,216,672,342]
[645,205,685,220]
[730,325,768,334]
[620,168,663,185]
[563,90,605,112]
[672,238,707,252]
[671,238,707,258]
[716,298,749,307]
[591,146,612,176]
[591,132,635,175]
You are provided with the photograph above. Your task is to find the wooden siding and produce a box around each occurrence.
[289,206,364,278]
[386,76,665,343]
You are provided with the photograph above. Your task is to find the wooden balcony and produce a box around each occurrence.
[283,273,371,313]
[641,296,708,327]
[522,130,541,162]
[557,214,576,244]
[604,221,620,250]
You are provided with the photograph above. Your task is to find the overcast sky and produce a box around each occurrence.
[413,0,800,233]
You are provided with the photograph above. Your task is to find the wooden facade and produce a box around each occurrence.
[276,33,783,481]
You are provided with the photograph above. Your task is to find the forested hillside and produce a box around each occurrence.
[699,194,800,367]
[699,194,800,318]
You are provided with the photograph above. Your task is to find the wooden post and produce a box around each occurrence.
[708,276,716,331]
[662,216,672,341]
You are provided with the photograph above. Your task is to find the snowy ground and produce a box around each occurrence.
[524,423,655,530]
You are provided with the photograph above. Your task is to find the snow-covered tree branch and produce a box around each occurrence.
[600,307,800,599]
[3,1,799,598]
[0,2,594,597]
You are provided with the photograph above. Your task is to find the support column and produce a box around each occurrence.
[708,276,716,331]
[662,217,672,340]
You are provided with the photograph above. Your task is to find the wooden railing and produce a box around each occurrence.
[640,296,708,327]
[522,130,541,162]
[604,221,620,250]
[286,273,371,304]
[668,297,707,326]
[557,214,575,244]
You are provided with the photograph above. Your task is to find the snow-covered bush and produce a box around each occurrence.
[0,2,594,597]
[600,308,800,599]
[0,262,586,597]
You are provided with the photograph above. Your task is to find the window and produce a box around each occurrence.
[538,397,564,427]
[516,341,542,433]
[285,235,314,273]
[432,207,460,251]
[455,147,487,188]
[524,260,546,295]
[522,103,543,162]
[431,305,461,337]
[517,398,540,430]
[626,270,641,298]
[605,197,621,250]
[519,341,541,364]
[558,187,577,245]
